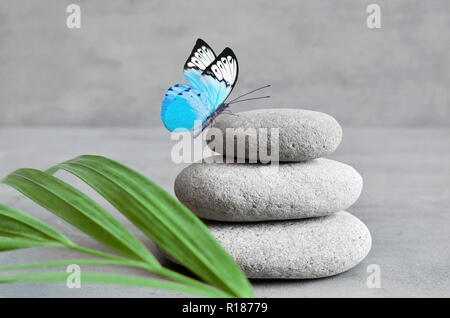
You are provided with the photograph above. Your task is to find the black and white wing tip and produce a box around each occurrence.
[184,38,216,72]
[203,47,239,89]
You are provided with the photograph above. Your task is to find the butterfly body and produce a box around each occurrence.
[199,102,229,132]
[161,39,238,135]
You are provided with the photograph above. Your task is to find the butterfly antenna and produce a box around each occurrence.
[228,85,271,104]
[228,95,270,105]
[223,109,240,117]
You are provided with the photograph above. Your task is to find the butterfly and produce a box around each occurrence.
[161,39,269,137]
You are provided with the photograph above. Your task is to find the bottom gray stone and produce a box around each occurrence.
[206,211,371,279]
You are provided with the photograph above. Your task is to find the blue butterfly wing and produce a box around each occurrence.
[161,41,238,133]
[183,39,216,91]
[199,47,239,108]
[161,84,214,132]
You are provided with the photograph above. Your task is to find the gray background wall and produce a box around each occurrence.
[0,0,449,127]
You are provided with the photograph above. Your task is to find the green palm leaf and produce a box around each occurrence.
[0,272,228,297]
[0,155,254,298]
[2,169,158,266]
[0,237,65,252]
[0,203,73,246]
[47,155,253,297]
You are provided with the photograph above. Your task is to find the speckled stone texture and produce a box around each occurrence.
[206,211,372,279]
[206,109,342,162]
[175,158,363,221]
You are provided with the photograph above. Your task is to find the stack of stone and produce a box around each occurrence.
[174,109,371,279]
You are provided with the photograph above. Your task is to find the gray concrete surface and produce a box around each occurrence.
[1,0,449,127]
[0,127,448,297]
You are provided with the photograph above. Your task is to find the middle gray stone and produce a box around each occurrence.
[174,158,363,222]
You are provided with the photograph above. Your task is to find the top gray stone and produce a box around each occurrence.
[206,108,342,162]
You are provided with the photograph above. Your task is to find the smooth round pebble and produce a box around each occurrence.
[174,158,363,221]
[207,211,372,279]
[206,108,342,162]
